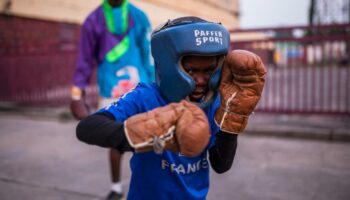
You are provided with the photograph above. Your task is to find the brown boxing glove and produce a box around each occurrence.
[70,86,91,120]
[175,101,210,157]
[124,100,210,157]
[215,50,267,134]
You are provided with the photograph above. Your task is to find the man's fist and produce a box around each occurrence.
[215,50,266,134]
[176,101,211,156]
[124,100,210,157]
[70,86,91,120]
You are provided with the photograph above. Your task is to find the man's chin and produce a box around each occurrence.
[189,95,204,102]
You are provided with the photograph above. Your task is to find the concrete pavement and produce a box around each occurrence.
[0,108,350,200]
[245,112,350,141]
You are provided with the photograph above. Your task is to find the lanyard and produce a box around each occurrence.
[102,0,129,34]
[102,0,131,62]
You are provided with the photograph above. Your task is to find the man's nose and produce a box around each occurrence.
[193,73,209,86]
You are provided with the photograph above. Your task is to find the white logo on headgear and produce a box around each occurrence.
[194,29,223,46]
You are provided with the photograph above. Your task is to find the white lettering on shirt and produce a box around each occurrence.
[161,158,209,174]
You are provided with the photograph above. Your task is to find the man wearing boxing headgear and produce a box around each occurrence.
[76,16,266,199]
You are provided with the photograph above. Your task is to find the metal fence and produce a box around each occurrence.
[0,14,349,115]
[0,14,98,107]
[230,24,350,115]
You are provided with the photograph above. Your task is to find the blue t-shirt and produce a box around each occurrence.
[97,4,154,97]
[100,83,220,200]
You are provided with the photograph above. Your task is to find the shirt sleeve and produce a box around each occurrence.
[73,18,98,88]
[209,131,237,173]
[76,111,132,153]
[98,85,144,122]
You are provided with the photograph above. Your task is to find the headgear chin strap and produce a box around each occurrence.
[151,17,230,109]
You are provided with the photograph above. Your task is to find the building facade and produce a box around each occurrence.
[0,0,239,29]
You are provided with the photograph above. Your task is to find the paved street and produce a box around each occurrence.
[0,113,350,200]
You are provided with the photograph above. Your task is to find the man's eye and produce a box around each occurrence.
[187,70,194,75]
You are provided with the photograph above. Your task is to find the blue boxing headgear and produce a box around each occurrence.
[151,16,230,109]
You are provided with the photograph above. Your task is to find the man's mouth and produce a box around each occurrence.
[190,88,207,101]
[191,92,203,98]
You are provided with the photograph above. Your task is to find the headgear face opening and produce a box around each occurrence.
[151,16,230,109]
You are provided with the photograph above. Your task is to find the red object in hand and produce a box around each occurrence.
[70,86,91,120]
[70,98,91,120]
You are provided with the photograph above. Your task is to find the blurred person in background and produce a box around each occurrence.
[70,0,154,199]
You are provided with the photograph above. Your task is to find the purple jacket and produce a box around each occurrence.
[73,4,154,93]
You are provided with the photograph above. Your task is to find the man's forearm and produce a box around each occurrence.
[209,132,237,173]
[76,112,131,152]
